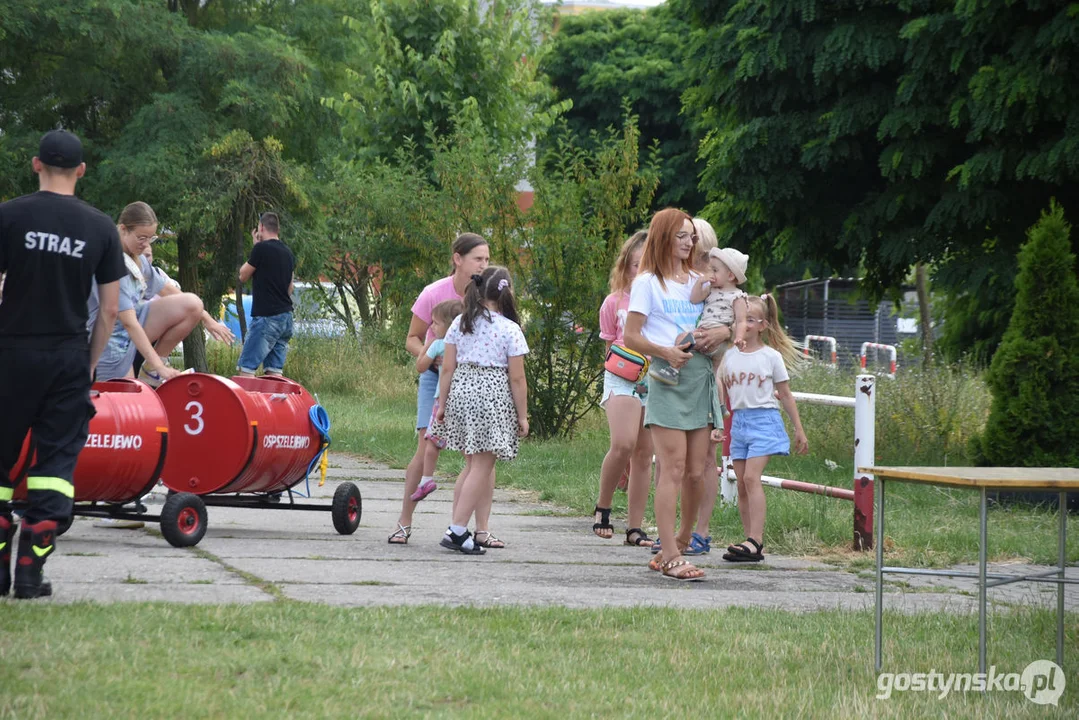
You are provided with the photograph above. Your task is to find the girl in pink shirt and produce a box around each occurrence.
[592,231,655,548]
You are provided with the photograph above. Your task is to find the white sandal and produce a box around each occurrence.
[387,523,411,544]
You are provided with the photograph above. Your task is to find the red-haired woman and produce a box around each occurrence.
[623,208,728,580]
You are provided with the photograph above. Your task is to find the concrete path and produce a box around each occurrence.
[37,454,1078,612]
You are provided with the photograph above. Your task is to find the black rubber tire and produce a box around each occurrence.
[332,482,362,535]
[160,493,208,547]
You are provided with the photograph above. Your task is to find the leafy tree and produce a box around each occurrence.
[678,0,1079,356]
[0,0,182,200]
[310,103,528,343]
[522,117,658,438]
[1,0,348,369]
[541,6,702,211]
[975,203,1079,466]
[93,24,322,368]
[326,0,561,162]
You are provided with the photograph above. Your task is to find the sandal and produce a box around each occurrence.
[387,523,411,545]
[723,537,764,562]
[624,528,654,547]
[683,532,711,556]
[439,528,486,555]
[661,557,705,582]
[648,539,691,571]
[474,530,505,549]
[651,535,690,556]
[592,506,614,539]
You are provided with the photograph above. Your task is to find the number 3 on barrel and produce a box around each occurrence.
[184,401,205,435]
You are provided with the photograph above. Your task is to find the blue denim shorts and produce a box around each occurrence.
[729,407,790,460]
[95,302,156,380]
[95,333,138,381]
[416,369,439,430]
[237,312,293,374]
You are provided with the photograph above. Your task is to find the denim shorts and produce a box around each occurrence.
[94,332,138,381]
[95,302,156,381]
[416,369,439,430]
[237,312,293,374]
[600,370,647,409]
[729,407,790,460]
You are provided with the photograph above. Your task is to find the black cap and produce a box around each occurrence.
[38,130,83,169]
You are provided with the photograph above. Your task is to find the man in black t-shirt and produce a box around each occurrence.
[237,211,296,376]
[0,130,125,599]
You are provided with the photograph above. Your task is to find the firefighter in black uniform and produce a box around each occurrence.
[0,130,125,599]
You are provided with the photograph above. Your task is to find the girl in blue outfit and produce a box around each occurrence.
[713,294,808,562]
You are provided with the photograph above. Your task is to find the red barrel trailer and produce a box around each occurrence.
[11,379,208,547]
[155,374,361,536]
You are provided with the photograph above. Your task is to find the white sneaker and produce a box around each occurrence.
[93,518,146,529]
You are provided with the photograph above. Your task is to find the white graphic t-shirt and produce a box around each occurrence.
[628,271,703,347]
[722,346,790,410]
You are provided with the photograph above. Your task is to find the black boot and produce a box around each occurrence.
[0,514,14,596]
[13,519,56,599]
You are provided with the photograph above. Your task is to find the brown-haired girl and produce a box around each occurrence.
[88,201,232,385]
[433,266,529,554]
[593,231,655,547]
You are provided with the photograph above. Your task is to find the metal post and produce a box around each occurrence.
[875,475,885,672]
[1059,492,1067,668]
[979,488,988,676]
[853,374,876,549]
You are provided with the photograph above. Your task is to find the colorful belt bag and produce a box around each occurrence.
[605,345,650,383]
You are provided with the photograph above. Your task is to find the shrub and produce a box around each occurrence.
[975,202,1079,466]
[792,361,990,467]
[519,118,659,438]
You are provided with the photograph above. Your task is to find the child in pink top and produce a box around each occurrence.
[593,231,655,548]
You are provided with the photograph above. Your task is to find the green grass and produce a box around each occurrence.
[309,340,1077,568]
[0,603,1074,718]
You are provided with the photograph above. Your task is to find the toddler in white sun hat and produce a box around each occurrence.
[649,246,750,386]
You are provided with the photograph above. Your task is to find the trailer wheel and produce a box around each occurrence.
[332,483,361,535]
[161,493,207,547]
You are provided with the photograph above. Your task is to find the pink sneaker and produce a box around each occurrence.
[410,479,438,502]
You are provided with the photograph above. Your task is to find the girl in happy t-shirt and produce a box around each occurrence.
[713,294,808,563]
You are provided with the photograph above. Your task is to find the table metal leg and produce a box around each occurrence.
[979,488,988,677]
[875,477,884,672]
[1059,492,1067,669]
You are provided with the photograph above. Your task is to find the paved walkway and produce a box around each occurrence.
[39,454,1077,612]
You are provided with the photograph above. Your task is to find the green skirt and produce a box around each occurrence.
[644,352,723,431]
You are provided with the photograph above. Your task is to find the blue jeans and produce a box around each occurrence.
[237,312,293,374]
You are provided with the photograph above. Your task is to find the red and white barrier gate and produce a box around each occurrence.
[803,335,838,368]
[721,374,877,550]
[860,342,897,378]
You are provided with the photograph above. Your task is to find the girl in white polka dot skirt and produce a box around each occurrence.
[431,266,529,554]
